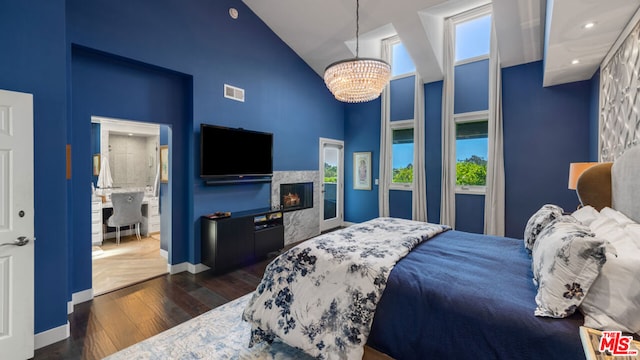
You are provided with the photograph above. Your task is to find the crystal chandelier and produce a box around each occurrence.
[323,0,391,103]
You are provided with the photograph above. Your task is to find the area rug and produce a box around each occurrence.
[105,293,313,360]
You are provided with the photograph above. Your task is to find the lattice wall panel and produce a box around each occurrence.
[600,20,640,161]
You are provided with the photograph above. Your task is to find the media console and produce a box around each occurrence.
[201,207,284,273]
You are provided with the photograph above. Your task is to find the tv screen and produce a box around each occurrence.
[200,124,273,181]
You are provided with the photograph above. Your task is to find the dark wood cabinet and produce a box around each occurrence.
[201,208,284,273]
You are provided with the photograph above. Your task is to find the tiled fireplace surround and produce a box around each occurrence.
[271,171,320,245]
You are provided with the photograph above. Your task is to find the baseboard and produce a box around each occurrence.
[169,262,189,274]
[188,263,210,274]
[72,288,93,305]
[67,301,73,315]
[159,249,168,259]
[343,221,357,227]
[34,321,70,350]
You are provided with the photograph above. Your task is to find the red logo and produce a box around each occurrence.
[598,331,639,356]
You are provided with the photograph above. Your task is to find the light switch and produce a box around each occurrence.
[374,178,379,185]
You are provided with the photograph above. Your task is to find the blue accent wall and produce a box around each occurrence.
[454,59,489,114]
[390,76,415,120]
[454,194,485,233]
[389,190,412,219]
[344,99,381,223]
[502,61,591,238]
[70,47,192,294]
[0,0,68,334]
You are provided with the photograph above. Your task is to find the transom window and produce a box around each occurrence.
[454,13,491,63]
[391,41,416,77]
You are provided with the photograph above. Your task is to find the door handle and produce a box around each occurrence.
[0,236,31,247]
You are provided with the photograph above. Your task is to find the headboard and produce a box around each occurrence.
[577,146,640,223]
[611,146,640,223]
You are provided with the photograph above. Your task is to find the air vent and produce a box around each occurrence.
[224,84,245,102]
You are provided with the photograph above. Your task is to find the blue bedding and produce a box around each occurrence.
[367,230,585,360]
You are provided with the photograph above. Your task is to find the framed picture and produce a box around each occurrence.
[92,154,100,176]
[160,145,169,183]
[353,152,372,190]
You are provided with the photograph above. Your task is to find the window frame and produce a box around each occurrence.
[389,119,415,191]
[454,110,488,195]
[387,36,416,80]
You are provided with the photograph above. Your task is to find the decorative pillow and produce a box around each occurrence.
[532,217,609,318]
[571,205,599,226]
[524,204,564,253]
[580,223,639,334]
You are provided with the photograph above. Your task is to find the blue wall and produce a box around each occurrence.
[502,61,591,237]
[390,76,415,121]
[344,99,381,223]
[425,81,443,224]
[454,59,489,114]
[0,0,69,334]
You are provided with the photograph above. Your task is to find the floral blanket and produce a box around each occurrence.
[242,217,450,359]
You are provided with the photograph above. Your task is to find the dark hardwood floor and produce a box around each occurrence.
[34,256,275,360]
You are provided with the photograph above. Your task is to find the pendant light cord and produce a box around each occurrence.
[356,0,360,58]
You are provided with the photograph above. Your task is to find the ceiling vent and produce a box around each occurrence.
[224,84,245,102]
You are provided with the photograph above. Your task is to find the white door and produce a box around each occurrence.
[0,89,34,359]
[319,138,344,232]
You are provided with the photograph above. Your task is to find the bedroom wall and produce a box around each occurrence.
[0,0,69,335]
[344,60,594,240]
[66,0,344,270]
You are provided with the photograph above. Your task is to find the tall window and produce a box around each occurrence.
[455,113,488,192]
[391,42,416,77]
[391,121,414,186]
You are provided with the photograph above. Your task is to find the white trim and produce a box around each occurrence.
[159,248,168,259]
[455,185,486,195]
[34,322,70,350]
[454,110,489,123]
[454,54,490,67]
[188,263,210,274]
[67,301,73,315]
[602,6,640,68]
[391,72,417,81]
[343,221,357,227]
[169,262,189,274]
[319,137,345,232]
[72,288,94,305]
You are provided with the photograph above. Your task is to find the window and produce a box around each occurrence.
[454,14,491,63]
[391,41,416,77]
[391,121,414,187]
[455,113,488,193]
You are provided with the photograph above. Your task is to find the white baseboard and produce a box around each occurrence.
[343,221,357,227]
[34,321,69,350]
[159,249,168,259]
[67,288,94,315]
[188,263,210,274]
[169,262,210,274]
[67,301,73,315]
[169,262,189,274]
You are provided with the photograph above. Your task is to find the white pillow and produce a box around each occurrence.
[600,207,637,226]
[532,217,609,318]
[580,223,640,334]
[524,204,564,253]
[589,216,629,246]
[572,205,599,226]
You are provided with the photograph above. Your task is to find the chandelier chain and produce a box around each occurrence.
[356,0,359,58]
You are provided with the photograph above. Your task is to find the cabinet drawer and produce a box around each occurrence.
[149,204,159,216]
[91,201,101,211]
[91,210,101,222]
[92,222,102,234]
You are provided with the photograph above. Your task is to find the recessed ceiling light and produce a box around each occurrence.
[128,133,133,136]
[571,59,580,65]
[584,22,595,29]
[229,8,238,20]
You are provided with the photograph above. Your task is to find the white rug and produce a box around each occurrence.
[105,293,313,360]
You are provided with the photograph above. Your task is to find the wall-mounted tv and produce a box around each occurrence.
[200,124,273,184]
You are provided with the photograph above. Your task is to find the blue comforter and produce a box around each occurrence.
[367,230,585,360]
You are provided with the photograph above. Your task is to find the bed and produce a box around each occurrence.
[243,146,640,360]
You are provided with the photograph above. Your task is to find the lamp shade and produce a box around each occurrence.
[568,162,599,190]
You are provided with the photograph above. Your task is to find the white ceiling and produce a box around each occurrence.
[242,0,640,87]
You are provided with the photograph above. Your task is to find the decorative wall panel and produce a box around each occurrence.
[600,19,640,161]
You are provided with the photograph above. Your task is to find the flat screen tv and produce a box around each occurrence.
[200,124,273,183]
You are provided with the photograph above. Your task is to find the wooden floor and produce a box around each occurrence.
[92,234,168,296]
[34,256,273,360]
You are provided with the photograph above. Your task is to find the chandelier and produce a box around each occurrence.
[323,0,391,103]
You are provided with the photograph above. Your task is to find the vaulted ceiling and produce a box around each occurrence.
[242,0,640,87]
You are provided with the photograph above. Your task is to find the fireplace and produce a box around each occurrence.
[280,182,313,212]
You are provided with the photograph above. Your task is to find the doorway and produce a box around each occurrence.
[90,117,169,295]
[319,138,344,232]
